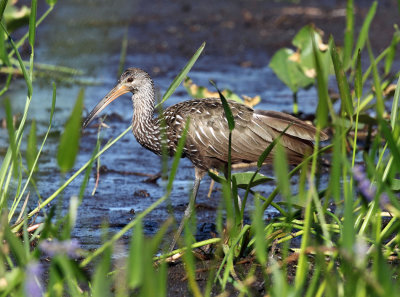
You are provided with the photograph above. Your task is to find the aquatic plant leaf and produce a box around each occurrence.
[208,170,225,184]
[269,48,314,93]
[26,119,38,172]
[293,25,327,74]
[232,172,272,188]
[28,0,37,47]
[330,37,353,118]
[57,88,84,173]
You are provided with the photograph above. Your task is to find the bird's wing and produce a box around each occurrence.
[183,100,313,165]
[255,110,329,141]
[165,99,322,166]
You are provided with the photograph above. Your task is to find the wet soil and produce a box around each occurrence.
[2,0,400,295]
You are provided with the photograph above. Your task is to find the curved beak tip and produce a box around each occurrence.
[81,84,130,131]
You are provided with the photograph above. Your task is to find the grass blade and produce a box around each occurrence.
[313,34,329,129]
[0,22,32,97]
[366,39,384,119]
[29,0,37,48]
[127,219,143,289]
[391,75,400,129]
[9,86,56,222]
[91,244,112,297]
[352,1,377,67]
[330,36,353,119]
[156,42,205,108]
[343,0,354,69]
[4,98,18,178]
[210,80,235,131]
[252,194,267,266]
[117,27,128,77]
[57,88,84,173]
[26,120,38,172]
[166,118,189,194]
[273,142,291,201]
[384,29,400,75]
[0,0,8,21]
[354,49,362,99]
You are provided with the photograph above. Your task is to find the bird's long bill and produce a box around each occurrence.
[82,83,130,129]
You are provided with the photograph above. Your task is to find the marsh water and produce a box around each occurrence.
[1,0,398,250]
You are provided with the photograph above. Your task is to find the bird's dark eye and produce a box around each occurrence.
[127,77,133,83]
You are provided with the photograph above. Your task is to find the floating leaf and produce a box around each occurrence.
[57,88,84,173]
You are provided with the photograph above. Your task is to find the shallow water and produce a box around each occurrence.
[2,0,396,250]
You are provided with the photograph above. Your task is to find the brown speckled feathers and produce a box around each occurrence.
[162,98,328,171]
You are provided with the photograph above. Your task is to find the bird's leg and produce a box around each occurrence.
[169,168,206,252]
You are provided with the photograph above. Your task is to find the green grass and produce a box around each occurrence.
[1,0,400,296]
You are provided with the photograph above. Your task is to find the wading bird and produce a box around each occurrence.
[82,68,328,251]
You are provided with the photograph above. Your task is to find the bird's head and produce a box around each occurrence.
[82,68,151,129]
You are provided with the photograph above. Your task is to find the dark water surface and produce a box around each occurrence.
[1,0,398,250]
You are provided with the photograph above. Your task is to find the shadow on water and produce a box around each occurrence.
[1,0,396,250]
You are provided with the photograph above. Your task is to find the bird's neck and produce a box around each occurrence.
[131,82,161,154]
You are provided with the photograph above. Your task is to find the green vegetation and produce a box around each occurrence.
[1,0,400,296]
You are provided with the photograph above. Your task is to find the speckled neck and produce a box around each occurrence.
[131,78,161,154]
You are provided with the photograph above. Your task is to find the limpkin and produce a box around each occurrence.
[83,68,328,250]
